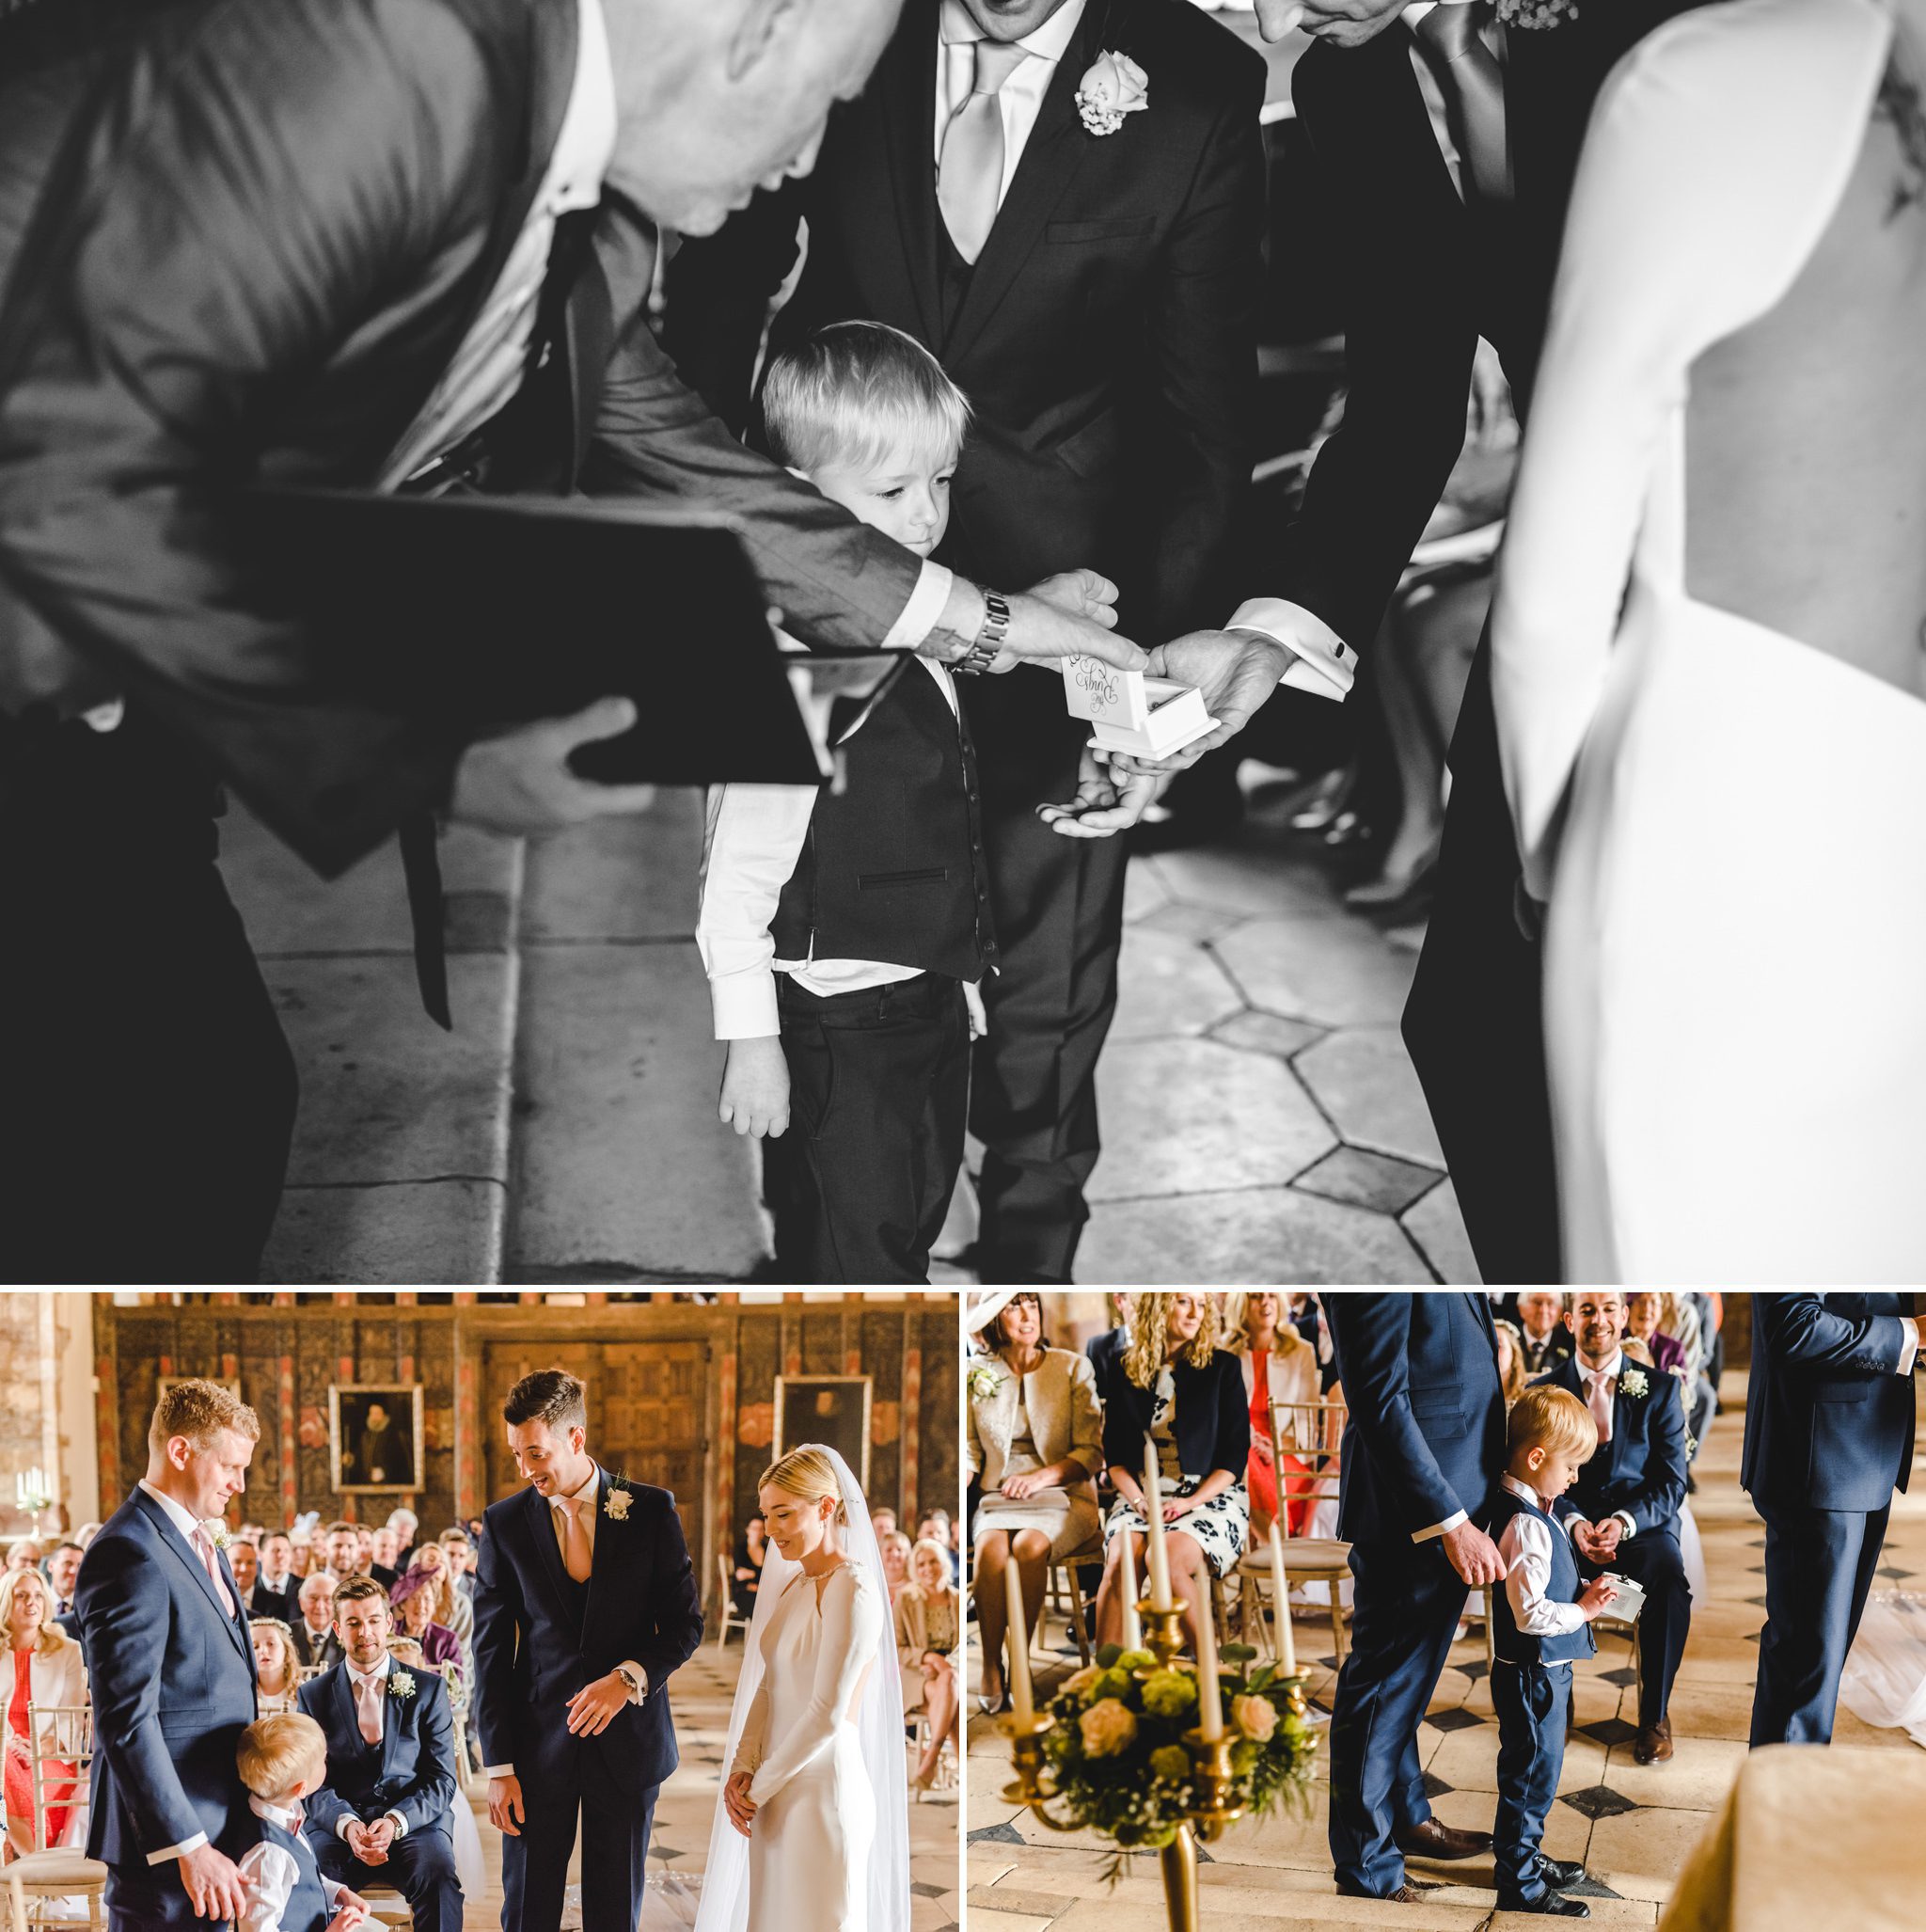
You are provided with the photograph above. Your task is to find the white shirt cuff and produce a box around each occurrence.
[1413,1509,1468,1545]
[1898,1317,1919,1376]
[483,1764,514,1780]
[385,1811,407,1838]
[1224,597,1355,701]
[1612,1511,1637,1540]
[620,1660,649,1703]
[711,967,782,1040]
[882,562,955,654]
[147,1830,209,1864]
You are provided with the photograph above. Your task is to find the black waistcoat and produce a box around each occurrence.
[772,664,996,981]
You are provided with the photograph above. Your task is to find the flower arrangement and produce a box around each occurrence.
[387,1670,417,1701]
[1037,1641,1317,1874]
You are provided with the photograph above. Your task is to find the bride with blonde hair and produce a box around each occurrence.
[696,1444,908,1932]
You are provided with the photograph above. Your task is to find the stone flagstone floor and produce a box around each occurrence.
[227,764,1474,1283]
[965,1370,1925,1932]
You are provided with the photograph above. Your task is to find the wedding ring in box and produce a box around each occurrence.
[1063,654,1218,758]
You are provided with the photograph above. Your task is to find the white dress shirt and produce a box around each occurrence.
[934,0,1089,204]
[696,657,982,1038]
[339,1653,409,1840]
[481,1465,646,1781]
[1495,1474,1590,1642]
[1572,1348,1638,1542]
[235,1797,348,1932]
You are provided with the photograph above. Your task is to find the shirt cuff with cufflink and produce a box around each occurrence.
[1223,598,1356,701]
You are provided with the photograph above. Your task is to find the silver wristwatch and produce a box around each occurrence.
[615,1665,643,1702]
[953,588,1010,675]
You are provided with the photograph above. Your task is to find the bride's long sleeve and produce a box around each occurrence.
[747,1565,881,1806]
[730,1674,772,1781]
[1491,0,1885,900]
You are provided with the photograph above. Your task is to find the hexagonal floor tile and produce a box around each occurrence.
[1110,925,1248,1042]
[1295,1025,1445,1166]
[1217,916,1420,1028]
[1402,1179,1481,1286]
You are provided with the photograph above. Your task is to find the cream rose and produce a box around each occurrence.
[1075,52,1149,136]
[1061,1665,1104,1702]
[1079,1697,1139,1758]
[1232,1694,1278,1744]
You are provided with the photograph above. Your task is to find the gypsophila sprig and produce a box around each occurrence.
[1495,0,1578,25]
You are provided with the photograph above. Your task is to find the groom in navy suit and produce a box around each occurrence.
[1744,1292,1918,1746]
[73,1379,260,1929]
[1534,1291,1692,1765]
[473,1370,704,1932]
[1325,1293,1508,1903]
[298,1577,464,1931]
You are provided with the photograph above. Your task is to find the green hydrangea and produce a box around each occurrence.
[1141,1670,1198,1720]
[1093,1667,1133,1702]
[1148,1745,1192,1782]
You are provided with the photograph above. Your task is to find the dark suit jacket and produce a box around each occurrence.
[293,1623,347,1673]
[1099,1349,1246,1482]
[664,0,1265,646]
[297,1660,458,1844]
[1534,1354,1687,1538]
[1326,1291,1506,1544]
[74,1488,258,1868]
[0,0,923,875]
[1742,1293,1917,1513]
[471,1473,703,1797]
[241,1580,298,1627]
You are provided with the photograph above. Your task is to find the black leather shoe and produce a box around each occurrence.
[1396,1818,1492,1861]
[1537,1856,1588,1889]
[1495,1892,1590,1918]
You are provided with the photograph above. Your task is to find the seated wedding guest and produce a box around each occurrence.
[388,1572,462,1699]
[1534,1291,1693,1766]
[367,1531,400,1592]
[880,1531,915,1608]
[252,1621,305,1720]
[295,1580,462,1932]
[1094,1292,1247,1660]
[1624,1295,1687,1379]
[966,1289,1102,1714]
[321,1527,362,1590]
[41,1543,83,1623]
[896,1538,960,1794]
[233,1539,292,1624]
[1516,1295,1572,1378]
[386,1512,418,1576]
[1,1567,87,1858]
[1230,1291,1320,1536]
[288,1541,314,1584]
[294,1577,345,1674]
[1494,1322,1529,1409]
[1490,1386,1615,1918]
[872,1509,899,1542]
[4,1544,42,1576]
[260,1535,301,1616]
[730,1517,766,1619]
[234,1714,370,1932]
[434,1532,476,1603]
[71,1525,102,1553]
[403,1544,473,1668]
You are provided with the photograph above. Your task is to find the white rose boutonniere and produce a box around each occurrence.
[1076,51,1148,136]
[1618,1367,1650,1399]
[206,1522,231,1553]
[387,1671,417,1701]
[967,1362,1004,1401]
[605,1485,633,1524]
[1495,0,1580,26]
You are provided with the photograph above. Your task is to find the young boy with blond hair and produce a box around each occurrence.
[233,1713,370,1932]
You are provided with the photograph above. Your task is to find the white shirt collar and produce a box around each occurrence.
[551,1465,601,1511]
[346,1653,393,1688]
[549,0,618,216]
[1578,1348,1625,1382]
[1502,1471,1561,1513]
[249,1795,304,1830]
[137,1480,210,1544]
[940,0,1086,66]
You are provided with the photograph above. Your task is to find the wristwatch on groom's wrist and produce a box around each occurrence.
[615,1664,643,1702]
[952,588,1009,675]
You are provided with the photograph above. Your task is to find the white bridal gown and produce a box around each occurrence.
[732,1561,884,1932]
[1493,0,1926,1280]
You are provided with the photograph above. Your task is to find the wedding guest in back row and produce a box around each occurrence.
[966,1290,1102,1714]
[1228,1291,1320,1537]
[895,1539,961,1791]
[251,1620,305,1720]
[1,1567,88,1858]
[1093,1292,1246,1661]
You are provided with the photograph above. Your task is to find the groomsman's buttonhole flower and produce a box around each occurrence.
[1618,1368,1650,1399]
[1076,52,1148,137]
[207,1523,231,1552]
[387,1671,417,1700]
[605,1486,633,1523]
[967,1363,1005,1401]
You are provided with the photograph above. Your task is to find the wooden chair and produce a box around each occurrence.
[5,1703,105,1932]
[1039,1534,1100,1669]
[714,1553,751,1650]
[1236,1396,1351,1668]
[906,1712,958,1802]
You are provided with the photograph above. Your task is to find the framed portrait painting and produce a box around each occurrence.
[772,1374,872,1489]
[328,1384,425,1493]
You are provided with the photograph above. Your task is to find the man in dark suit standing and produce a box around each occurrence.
[473,1369,704,1932]
[1744,1292,1918,1747]
[298,1578,464,1932]
[1118,0,1717,1285]
[1535,1290,1691,1765]
[666,0,1267,1283]
[73,1379,260,1929]
[1323,1293,1508,1903]
[0,0,1142,1288]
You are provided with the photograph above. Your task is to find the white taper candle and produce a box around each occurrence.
[1196,1582,1223,1741]
[1143,1436,1173,1611]
[1270,1520,1296,1677]
[1119,1523,1144,1650]
[1006,1558,1035,1725]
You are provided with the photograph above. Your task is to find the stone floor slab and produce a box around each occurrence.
[1293,1144,1442,1215]
[1217,915,1420,1028]
[519,789,704,941]
[1078,1185,1431,1286]
[1295,1024,1446,1167]
[264,1178,503,1283]
[1109,926,1248,1042]
[1210,1009,1327,1060]
[1401,1179,1481,1286]
[508,939,765,1280]
[1151,840,1354,920]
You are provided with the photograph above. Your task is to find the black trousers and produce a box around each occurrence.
[0,707,297,1283]
[963,692,1129,1283]
[500,1777,655,1932]
[1492,1659,1571,1900]
[316,1822,464,1932]
[1575,1526,1692,1728]
[1402,639,1562,1283]
[764,970,969,1283]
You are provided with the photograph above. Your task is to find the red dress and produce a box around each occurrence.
[5,1650,72,1849]
[1246,1352,1314,1535]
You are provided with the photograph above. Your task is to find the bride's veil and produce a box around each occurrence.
[693,1444,910,1932]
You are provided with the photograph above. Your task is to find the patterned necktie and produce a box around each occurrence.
[937,35,1033,264]
[1586,1370,1615,1444]
[558,1497,592,1583]
[194,1528,235,1619]
[1412,4,1512,206]
[355,1673,383,1747]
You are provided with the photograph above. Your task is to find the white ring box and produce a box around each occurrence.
[1596,1571,1647,1623]
[1063,655,1218,759]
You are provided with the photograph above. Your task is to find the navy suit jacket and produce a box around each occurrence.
[1534,1355,1687,1538]
[74,1488,258,1867]
[471,1473,703,1797]
[1741,1293,1917,1512]
[1099,1349,1247,1483]
[1326,1293,1506,1545]
[297,1661,457,1843]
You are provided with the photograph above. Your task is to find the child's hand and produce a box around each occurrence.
[325,1908,371,1932]
[963,981,988,1041]
[1035,747,1170,838]
[718,1037,791,1138]
[1577,1577,1618,1621]
[1025,568,1120,629]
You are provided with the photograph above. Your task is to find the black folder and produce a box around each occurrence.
[234,487,907,785]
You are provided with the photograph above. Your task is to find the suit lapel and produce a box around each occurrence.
[943,0,1107,367]
[130,1490,250,1659]
[378,1672,405,1778]
[878,0,945,349]
[329,1665,365,1761]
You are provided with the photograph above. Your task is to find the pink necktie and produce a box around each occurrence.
[194,1528,236,1618]
[937,34,1033,265]
[1587,1371,1614,1443]
[355,1674,383,1747]
[558,1497,592,1583]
